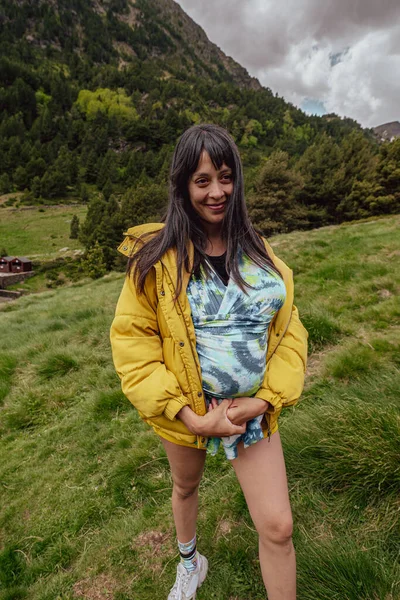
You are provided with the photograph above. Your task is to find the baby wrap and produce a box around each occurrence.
[187,249,286,459]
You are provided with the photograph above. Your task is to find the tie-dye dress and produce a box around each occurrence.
[186,249,286,459]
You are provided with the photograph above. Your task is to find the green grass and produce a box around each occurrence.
[0,205,87,260]
[0,215,399,599]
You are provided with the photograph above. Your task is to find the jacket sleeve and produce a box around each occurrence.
[110,268,190,421]
[255,305,308,415]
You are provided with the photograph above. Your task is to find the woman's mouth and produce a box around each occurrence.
[206,202,225,212]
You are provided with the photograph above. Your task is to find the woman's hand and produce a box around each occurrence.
[226,396,269,426]
[178,400,246,437]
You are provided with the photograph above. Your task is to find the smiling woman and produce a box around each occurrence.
[110,123,308,600]
[187,153,233,231]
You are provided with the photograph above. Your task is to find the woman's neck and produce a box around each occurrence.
[205,234,226,256]
[201,222,226,255]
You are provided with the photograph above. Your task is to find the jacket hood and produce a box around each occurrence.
[124,222,165,238]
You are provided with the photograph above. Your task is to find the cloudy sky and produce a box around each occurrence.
[176,0,400,128]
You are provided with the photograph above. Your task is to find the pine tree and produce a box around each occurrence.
[70,215,80,239]
[102,178,113,201]
[0,173,11,194]
[31,176,41,198]
[82,241,107,279]
[80,184,89,203]
[247,151,308,235]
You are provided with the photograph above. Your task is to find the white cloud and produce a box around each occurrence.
[176,0,400,127]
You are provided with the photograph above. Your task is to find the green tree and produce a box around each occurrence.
[80,184,89,202]
[31,176,41,198]
[82,241,107,279]
[374,139,400,205]
[40,168,69,199]
[70,215,80,239]
[247,150,308,235]
[79,194,123,269]
[120,183,168,229]
[102,178,113,201]
[0,173,12,194]
[296,132,342,222]
[13,166,28,190]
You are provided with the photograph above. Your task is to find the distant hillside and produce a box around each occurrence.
[373,121,400,142]
[0,0,260,89]
[1,0,399,261]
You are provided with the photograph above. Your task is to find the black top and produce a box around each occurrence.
[206,252,229,286]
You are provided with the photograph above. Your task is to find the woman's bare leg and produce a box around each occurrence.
[232,432,296,600]
[160,438,207,543]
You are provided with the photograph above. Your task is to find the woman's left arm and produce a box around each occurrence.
[255,304,308,415]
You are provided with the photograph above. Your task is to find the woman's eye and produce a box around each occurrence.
[222,174,232,182]
[196,178,208,185]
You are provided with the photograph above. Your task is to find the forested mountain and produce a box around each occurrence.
[1,0,399,269]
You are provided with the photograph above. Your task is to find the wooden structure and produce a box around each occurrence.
[0,256,15,273]
[10,257,32,273]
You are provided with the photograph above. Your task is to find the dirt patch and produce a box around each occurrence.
[133,529,174,575]
[387,250,400,259]
[378,289,392,298]
[305,346,337,381]
[215,518,234,540]
[73,573,118,600]
[134,530,171,556]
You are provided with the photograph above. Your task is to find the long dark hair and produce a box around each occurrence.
[128,123,281,298]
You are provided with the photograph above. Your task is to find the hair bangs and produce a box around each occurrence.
[201,131,236,174]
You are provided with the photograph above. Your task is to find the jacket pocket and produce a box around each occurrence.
[162,337,190,395]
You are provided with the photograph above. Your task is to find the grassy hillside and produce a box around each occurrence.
[0,215,399,600]
[0,205,87,260]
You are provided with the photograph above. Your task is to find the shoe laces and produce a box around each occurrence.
[173,563,195,599]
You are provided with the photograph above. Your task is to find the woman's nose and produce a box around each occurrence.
[208,181,224,200]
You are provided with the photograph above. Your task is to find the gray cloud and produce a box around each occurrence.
[176,0,400,127]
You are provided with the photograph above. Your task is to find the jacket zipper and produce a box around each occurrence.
[160,262,206,449]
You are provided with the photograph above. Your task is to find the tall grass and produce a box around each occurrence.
[0,215,399,599]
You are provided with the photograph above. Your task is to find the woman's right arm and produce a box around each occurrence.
[110,269,191,421]
[110,269,246,437]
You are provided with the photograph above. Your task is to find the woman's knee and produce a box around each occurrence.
[172,478,201,500]
[257,513,293,546]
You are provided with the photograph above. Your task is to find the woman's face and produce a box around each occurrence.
[187,151,233,229]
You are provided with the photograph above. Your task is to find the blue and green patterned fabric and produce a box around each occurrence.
[187,249,286,459]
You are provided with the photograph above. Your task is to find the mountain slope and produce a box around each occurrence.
[0,0,260,89]
[373,121,400,142]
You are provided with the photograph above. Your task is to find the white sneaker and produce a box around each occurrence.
[167,553,208,600]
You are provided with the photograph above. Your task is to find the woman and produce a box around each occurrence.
[110,123,308,600]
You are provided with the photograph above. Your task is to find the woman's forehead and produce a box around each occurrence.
[193,150,230,174]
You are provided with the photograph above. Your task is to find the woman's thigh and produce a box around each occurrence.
[160,437,207,492]
[231,432,293,541]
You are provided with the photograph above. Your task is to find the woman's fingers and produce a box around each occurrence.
[202,398,247,436]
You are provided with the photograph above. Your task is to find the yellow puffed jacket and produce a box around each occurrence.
[110,222,308,450]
